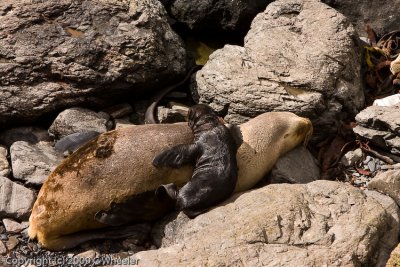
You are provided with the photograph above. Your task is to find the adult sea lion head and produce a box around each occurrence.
[28,112,312,250]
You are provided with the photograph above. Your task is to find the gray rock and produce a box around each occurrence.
[354,105,400,155]
[341,148,363,167]
[368,169,400,207]
[356,105,400,133]
[269,145,320,184]
[321,0,400,36]
[0,177,36,220]
[48,107,112,139]
[373,94,400,107]
[193,0,363,143]
[0,146,10,177]
[163,0,272,35]
[0,127,50,147]
[10,141,63,186]
[0,0,186,126]
[137,181,399,267]
[2,218,28,233]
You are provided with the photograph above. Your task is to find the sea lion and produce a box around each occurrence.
[28,112,312,250]
[153,104,238,218]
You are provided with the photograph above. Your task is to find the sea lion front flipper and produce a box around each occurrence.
[153,143,199,168]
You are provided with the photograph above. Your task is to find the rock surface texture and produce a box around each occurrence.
[162,0,273,35]
[269,145,320,184]
[368,169,400,207]
[0,177,36,220]
[48,107,112,139]
[0,146,10,177]
[354,105,400,155]
[10,141,63,186]
[0,0,186,126]
[136,181,399,267]
[322,0,400,36]
[194,0,363,142]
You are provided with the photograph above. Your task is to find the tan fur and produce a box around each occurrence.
[28,112,312,250]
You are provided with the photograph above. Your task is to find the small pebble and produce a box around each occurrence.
[6,235,19,250]
[363,156,372,164]
[0,234,8,241]
[367,160,376,173]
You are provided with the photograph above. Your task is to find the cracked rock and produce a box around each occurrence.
[354,105,400,155]
[0,0,186,126]
[138,180,399,266]
[193,0,363,143]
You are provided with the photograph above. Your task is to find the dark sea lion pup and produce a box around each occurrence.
[153,104,238,218]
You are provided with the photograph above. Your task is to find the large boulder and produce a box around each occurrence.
[137,181,399,266]
[321,0,400,36]
[161,0,273,35]
[193,0,363,142]
[0,0,186,126]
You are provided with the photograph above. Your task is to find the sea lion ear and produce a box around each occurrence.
[225,123,243,149]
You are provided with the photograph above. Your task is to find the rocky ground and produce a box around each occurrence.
[1,0,400,266]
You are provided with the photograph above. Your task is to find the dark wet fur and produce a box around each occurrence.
[95,190,176,226]
[153,104,238,218]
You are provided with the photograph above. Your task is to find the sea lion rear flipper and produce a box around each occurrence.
[153,143,199,168]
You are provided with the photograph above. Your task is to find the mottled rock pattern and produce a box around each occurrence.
[194,0,363,142]
[136,181,399,267]
[0,146,10,177]
[0,177,36,220]
[322,0,400,36]
[368,169,400,207]
[269,145,320,184]
[48,107,112,139]
[0,127,50,147]
[10,141,63,186]
[354,105,400,155]
[163,0,273,35]
[0,0,186,126]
